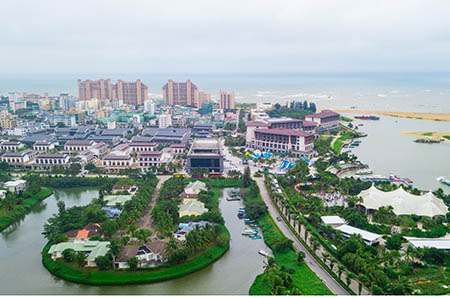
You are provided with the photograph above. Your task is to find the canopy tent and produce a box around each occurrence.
[358,185,448,217]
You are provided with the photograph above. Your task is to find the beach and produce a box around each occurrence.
[400,131,450,142]
[333,109,450,122]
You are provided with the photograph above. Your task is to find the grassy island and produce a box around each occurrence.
[41,226,230,285]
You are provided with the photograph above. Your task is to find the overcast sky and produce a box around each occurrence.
[2,0,450,73]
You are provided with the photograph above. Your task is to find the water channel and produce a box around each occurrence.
[0,187,271,295]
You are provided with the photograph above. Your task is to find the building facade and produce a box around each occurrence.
[186,138,224,173]
[157,114,172,128]
[253,128,315,158]
[245,117,303,149]
[162,79,199,108]
[219,91,235,110]
[305,110,340,133]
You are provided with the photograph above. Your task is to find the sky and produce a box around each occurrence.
[2,0,450,74]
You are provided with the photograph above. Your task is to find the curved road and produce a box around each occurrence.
[255,177,349,295]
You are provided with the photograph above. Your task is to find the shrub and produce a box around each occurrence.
[217,233,230,247]
[272,237,293,252]
[95,255,112,270]
[62,248,76,262]
[53,233,69,244]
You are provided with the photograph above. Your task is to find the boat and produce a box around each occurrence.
[355,115,380,120]
[227,196,241,201]
[258,249,270,257]
[389,173,414,187]
[414,138,441,144]
[437,177,450,187]
[245,219,256,224]
[353,140,361,144]
[249,234,262,239]
[242,228,258,235]
[238,213,247,219]
[355,169,373,175]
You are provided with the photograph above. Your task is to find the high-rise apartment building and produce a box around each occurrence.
[162,79,199,108]
[78,79,148,106]
[144,99,156,115]
[198,91,211,106]
[157,114,172,128]
[219,91,235,110]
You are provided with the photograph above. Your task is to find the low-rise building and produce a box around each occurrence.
[320,215,347,228]
[170,144,186,155]
[33,141,56,152]
[101,154,134,173]
[129,142,157,152]
[305,110,340,133]
[34,153,70,170]
[334,224,382,246]
[246,117,304,149]
[103,195,134,207]
[1,150,36,168]
[173,221,212,241]
[178,200,208,217]
[48,240,110,267]
[137,152,162,172]
[186,138,224,173]
[0,141,24,151]
[254,128,315,158]
[64,140,95,152]
[3,179,27,193]
[89,142,109,158]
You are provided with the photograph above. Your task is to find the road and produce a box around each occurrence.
[254,177,349,295]
[137,175,170,238]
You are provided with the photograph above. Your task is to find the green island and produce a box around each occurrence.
[41,175,238,285]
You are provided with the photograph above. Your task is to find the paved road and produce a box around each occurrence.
[254,177,349,295]
[138,175,171,238]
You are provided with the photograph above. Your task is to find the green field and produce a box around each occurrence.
[0,188,53,231]
[249,212,333,295]
[444,136,450,141]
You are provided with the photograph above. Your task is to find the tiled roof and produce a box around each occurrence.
[306,110,339,118]
[255,128,314,137]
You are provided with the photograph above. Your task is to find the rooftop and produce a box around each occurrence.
[335,224,382,242]
[307,110,339,118]
[104,195,133,206]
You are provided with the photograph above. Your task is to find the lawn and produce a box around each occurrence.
[444,135,450,141]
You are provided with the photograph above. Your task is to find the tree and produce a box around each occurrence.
[53,233,69,244]
[95,255,112,270]
[127,257,139,270]
[346,271,355,287]
[217,233,230,247]
[67,163,82,176]
[359,274,369,295]
[85,162,98,173]
[243,167,251,188]
[386,234,403,251]
[337,264,345,280]
[297,250,306,264]
[133,229,152,244]
[101,220,118,239]
[75,251,86,268]
[62,248,76,262]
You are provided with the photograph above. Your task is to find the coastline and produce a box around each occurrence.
[400,131,450,142]
[333,109,450,122]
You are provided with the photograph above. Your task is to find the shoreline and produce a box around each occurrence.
[400,131,450,142]
[333,109,450,122]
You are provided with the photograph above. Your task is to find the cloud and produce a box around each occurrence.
[1,0,450,73]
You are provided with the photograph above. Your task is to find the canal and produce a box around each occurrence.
[0,187,271,294]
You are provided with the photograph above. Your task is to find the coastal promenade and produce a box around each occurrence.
[254,177,350,295]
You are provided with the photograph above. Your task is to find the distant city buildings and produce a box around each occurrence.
[78,79,148,106]
[198,91,211,106]
[162,79,199,108]
[144,99,156,115]
[219,91,235,110]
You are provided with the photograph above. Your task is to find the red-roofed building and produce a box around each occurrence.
[76,230,90,239]
[305,110,340,133]
[254,128,315,158]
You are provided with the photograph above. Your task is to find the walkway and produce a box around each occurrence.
[254,177,349,295]
[137,175,171,238]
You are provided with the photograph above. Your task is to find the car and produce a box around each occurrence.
[276,217,281,222]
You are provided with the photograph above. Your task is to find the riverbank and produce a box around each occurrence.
[0,188,53,232]
[334,109,450,122]
[246,181,332,295]
[42,226,230,286]
[400,131,450,142]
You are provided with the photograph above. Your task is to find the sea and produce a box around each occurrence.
[0,72,449,192]
[1,72,450,113]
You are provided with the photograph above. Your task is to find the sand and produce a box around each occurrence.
[333,109,450,122]
[400,131,450,142]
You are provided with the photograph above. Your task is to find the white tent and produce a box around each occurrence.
[358,185,448,217]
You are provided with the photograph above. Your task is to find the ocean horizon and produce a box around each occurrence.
[1,72,450,113]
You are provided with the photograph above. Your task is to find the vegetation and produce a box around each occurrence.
[224,135,245,147]
[267,100,316,119]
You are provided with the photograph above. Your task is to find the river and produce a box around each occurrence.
[0,187,270,295]
[341,114,450,193]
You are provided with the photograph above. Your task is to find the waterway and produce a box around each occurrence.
[341,114,450,193]
[0,187,270,294]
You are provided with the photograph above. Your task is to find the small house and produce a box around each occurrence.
[3,179,27,193]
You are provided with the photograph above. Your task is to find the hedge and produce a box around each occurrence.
[0,188,53,232]
[42,226,230,285]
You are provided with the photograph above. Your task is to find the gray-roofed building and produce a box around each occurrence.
[101,128,132,137]
[142,128,191,145]
[186,138,223,173]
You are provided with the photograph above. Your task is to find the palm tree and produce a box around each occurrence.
[164,238,179,256]
[346,271,355,288]
[337,264,345,280]
[329,257,336,272]
[263,256,277,273]
[311,238,320,254]
[322,252,330,265]
[358,274,369,295]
